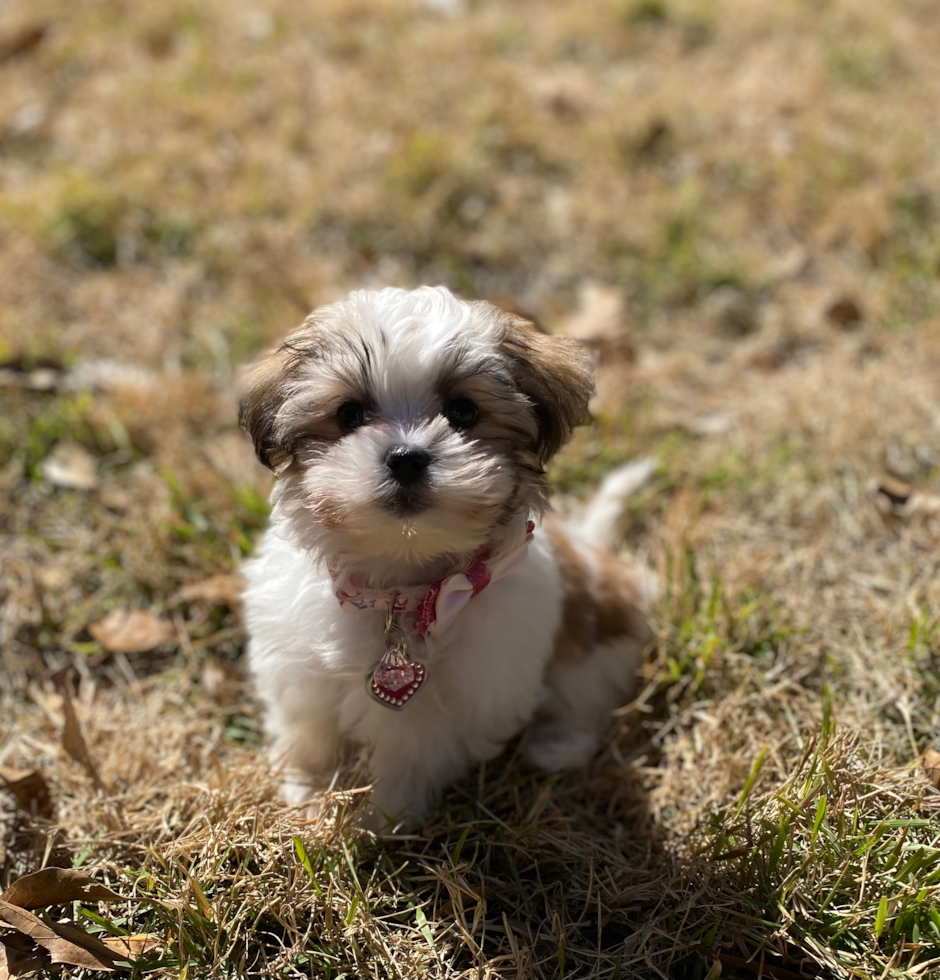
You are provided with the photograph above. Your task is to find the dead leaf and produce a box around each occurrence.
[35,564,69,591]
[26,368,59,391]
[687,412,734,438]
[0,870,171,973]
[0,899,120,972]
[871,474,913,508]
[0,367,59,390]
[50,669,108,794]
[0,928,51,977]
[176,574,245,607]
[1,865,176,913]
[1,869,139,911]
[559,281,625,343]
[870,477,940,518]
[0,24,48,63]
[559,282,636,365]
[825,295,864,330]
[898,492,940,517]
[65,358,158,394]
[100,933,163,957]
[40,442,99,491]
[89,609,175,653]
[923,749,940,790]
[0,768,52,817]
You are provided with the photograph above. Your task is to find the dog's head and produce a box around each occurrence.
[240,286,594,562]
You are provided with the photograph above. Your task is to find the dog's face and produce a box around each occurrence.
[240,287,594,563]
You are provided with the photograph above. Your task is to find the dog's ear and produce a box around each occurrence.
[238,345,296,471]
[499,314,595,466]
[239,323,324,471]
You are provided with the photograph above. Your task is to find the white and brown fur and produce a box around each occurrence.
[240,286,654,825]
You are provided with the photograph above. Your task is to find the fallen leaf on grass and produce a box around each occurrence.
[50,668,108,794]
[871,473,913,508]
[175,574,245,607]
[870,477,940,518]
[89,609,175,653]
[557,280,637,365]
[1,868,139,910]
[825,295,864,330]
[687,412,734,437]
[0,899,121,972]
[923,749,940,790]
[0,928,50,978]
[39,442,99,491]
[0,868,172,976]
[559,281,628,344]
[100,933,163,957]
[0,23,48,63]
[898,493,940,517]
[0,768,52,817]
[2,866,177,912]
[0,366,59,390]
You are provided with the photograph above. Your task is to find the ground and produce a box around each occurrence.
[1,0,940,977]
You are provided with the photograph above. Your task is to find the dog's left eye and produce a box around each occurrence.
[444,397,480,430]
[336,401,367,432]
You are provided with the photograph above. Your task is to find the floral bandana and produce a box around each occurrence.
[331,521,535,638]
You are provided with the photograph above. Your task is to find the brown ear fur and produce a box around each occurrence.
[499,314,595,466]
[238,323,323,471]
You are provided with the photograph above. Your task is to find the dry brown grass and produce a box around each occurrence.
[2,0,940,976]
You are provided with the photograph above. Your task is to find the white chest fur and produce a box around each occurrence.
[243,515,564,821]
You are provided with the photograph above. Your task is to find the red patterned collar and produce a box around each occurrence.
[330,521,535,637]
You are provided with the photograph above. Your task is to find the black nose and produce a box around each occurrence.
[386,446,432,487]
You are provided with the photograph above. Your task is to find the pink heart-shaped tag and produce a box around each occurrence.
[366,660,426,709]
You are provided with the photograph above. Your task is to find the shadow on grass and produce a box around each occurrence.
[366,727,833,980]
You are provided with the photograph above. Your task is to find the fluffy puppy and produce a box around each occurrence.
[240,285,654,825]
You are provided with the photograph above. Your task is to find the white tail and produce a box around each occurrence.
[576,458,655,552]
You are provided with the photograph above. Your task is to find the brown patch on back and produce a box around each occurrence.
[546,518,596,662]
[545,516,652,663]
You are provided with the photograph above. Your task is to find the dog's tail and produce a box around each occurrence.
[576,458,655,553]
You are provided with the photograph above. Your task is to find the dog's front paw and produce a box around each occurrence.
[280,775,323,815]
[524,723,599,772]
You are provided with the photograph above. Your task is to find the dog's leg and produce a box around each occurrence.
[259,684,343,811]
[364,716,511,829]
[271,735,342,811]
[364,734,465,828]
[531,474,657,772]
[524,639,642,772]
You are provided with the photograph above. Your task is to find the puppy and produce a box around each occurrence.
[240,286,654,825]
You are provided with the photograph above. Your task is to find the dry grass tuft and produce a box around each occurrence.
[3,0,940,975]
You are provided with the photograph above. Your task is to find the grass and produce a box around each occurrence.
[2,0,940,976]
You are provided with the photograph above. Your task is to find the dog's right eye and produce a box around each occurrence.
[337,401,367,432]
[444,397,480,430]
